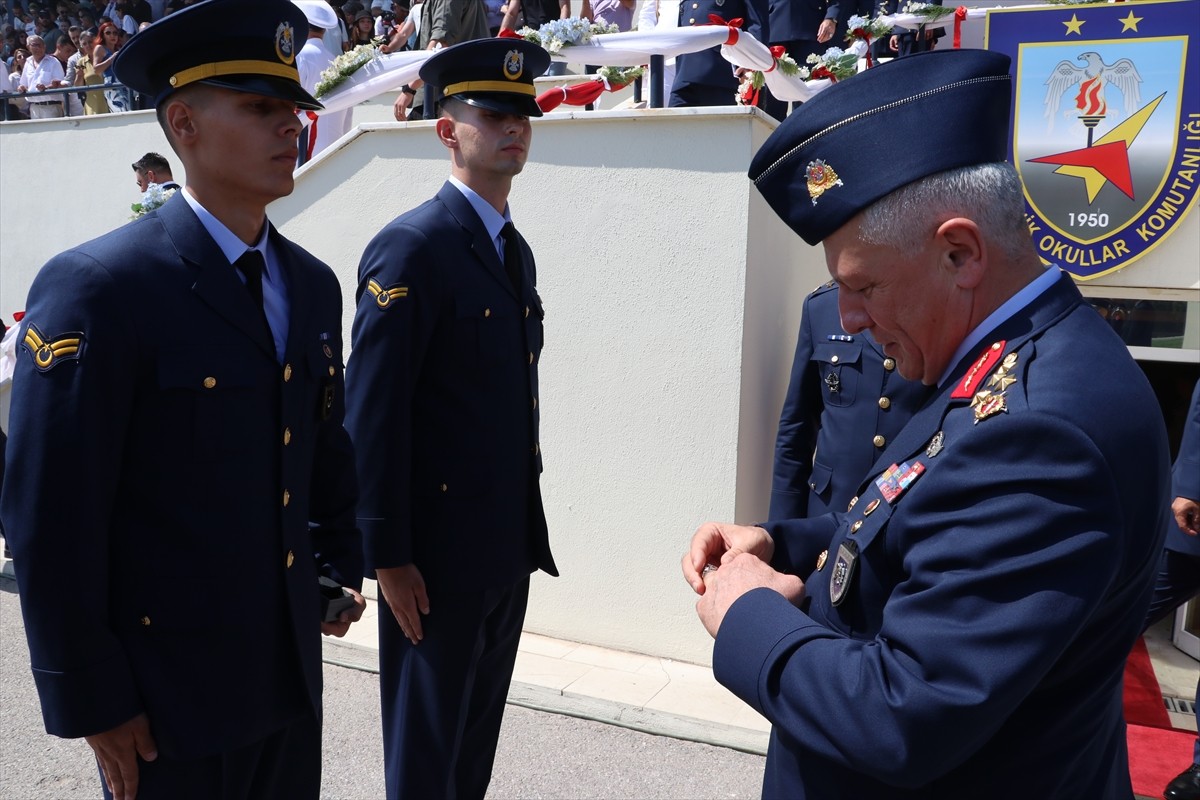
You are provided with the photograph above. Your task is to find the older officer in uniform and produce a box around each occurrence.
[0,1,364,798]
[769,281,929,520]
[344,38,558,800]
[682,49,1171,798]
[669,0,768,108]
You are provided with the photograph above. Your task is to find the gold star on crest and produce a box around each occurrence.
[1063,13,1084,35]
[970,390,992,409]
[1119,10,1142,32]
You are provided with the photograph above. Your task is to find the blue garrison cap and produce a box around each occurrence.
[113,0,322,111]
[749,49,1012,246]
[420,38,550,118]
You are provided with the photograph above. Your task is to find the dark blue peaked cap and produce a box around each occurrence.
[113,0,322,110]
[420,38,550,117]
[749,49,1013,246]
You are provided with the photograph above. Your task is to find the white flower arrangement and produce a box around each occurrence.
[517,17,618,55]
[130,183,178,219]
[844,14,894,43]
[316,40,384,99]
[899,2,955,21]
[806,47,860,82]
[596,65,645,88]
[735,48,808,106]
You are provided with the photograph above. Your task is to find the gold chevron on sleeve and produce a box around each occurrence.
[21,324,85,372]
[366,279,409,309]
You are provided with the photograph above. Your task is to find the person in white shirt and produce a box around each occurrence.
[17,35,66,119]
[293,0,352,162]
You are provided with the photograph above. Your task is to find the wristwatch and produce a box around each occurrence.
[401,85,417,96]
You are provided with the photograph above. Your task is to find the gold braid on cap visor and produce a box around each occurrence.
[169,59,300,88]
[443,80,536,97]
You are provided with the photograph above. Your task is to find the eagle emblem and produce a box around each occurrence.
[366,279,409,309]
[1043,52,1142,136]
[275,22,296,65]
[504,50,524,81]
[22,324,84,372]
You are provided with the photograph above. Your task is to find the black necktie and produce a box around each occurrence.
[234,250,272,340]
[500,222,522,293]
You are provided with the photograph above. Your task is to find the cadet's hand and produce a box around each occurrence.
[1174,497,1200,537]
[889,34,900,52]
[376,565,430,644]
[321,586,368,637]
[817,18,834,42]
[682,522,774,595]
[696,553,805,638]
[85,713,157,800]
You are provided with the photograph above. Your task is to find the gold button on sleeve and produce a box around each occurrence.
[873,435,886,448]
[203,377,216,389]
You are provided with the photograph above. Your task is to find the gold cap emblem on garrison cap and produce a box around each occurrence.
[275,21,296,65]
[22,324,84,372]
[805,159,844,206]
[504,50,524,81]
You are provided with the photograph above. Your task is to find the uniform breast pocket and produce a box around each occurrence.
[812,341,862,407]
[305,341,342,422]
[157,346,262,459]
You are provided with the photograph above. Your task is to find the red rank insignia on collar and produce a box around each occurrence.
[951,340,1006,400]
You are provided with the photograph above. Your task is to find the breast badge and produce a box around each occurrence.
[366,279,409,310]
[829,539,858,606]
[21,324,84,372]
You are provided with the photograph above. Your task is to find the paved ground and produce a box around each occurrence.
[0,579,766,800]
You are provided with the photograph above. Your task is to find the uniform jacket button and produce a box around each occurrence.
[140,616,151,626]
[283,363,293,381]
[283,490,291,506]
[286,550,295,568]
[883,358,896,371]
[283,427,292,445]
[203,377,216,389]
[873,435,886,448]
[878,396,891,409]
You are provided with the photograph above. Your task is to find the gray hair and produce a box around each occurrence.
[858,163,1034,262]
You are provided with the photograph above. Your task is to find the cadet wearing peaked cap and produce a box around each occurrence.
[418,36,549,118]
[3,1,365,798]
[346,35,557,800]
[684,49,1171,798]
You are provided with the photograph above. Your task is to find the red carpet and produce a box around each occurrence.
[1125,636,1196,798]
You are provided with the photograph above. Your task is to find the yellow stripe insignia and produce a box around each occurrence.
[22,323,85,372]
[366,279,409,309]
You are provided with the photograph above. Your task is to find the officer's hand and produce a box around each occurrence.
[85,713,157,800]
[817,18,834,42]
[682,522,774,595]
[321,586,368,638]
[696,553,805,638]
[889,34,899,52]
[376,564,430,644]
[1174,497,1200,537]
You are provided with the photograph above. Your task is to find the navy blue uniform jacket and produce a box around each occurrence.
[770,283,928,520]
[344,182,557,589]
[674,0,769,95]
[715,274,1171,798]
[1166,379,1200,557]
[0,195,362,759]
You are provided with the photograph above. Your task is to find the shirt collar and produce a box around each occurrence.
[937,266,1065,388]
[448,175,511,242]
[181,188,272,274]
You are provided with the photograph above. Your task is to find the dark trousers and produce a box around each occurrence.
[379,576,531,800]
[99,709,320,800]
[668,81,738,109]
[1142,547,1200,762]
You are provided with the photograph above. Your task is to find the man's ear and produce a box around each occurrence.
[435,116,457,149]
[936,217,986,290]
[163,97,198,148]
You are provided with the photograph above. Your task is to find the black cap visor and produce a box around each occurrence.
[450,92,542,118]
[193,73,323,110]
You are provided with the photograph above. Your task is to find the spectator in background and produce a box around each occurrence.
[17,35,66,118]
[392,0,488,120]
[37,10,65,50]
[350,8,375,44]
[759,0,834,119]
[76,30,110,115]
[131,151,179,191]
[669,0,768,108]
[92,21,131,111]
[51,33,82,114]
[590,0,633,31]
[323,0,351,52]
[482,0,503,35]
[3,47,31,119]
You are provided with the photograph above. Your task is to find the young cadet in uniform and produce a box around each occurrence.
[344,38,558,800]
[769,282,929,520]
[682,49,1171,799]
[0,1,365,797]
